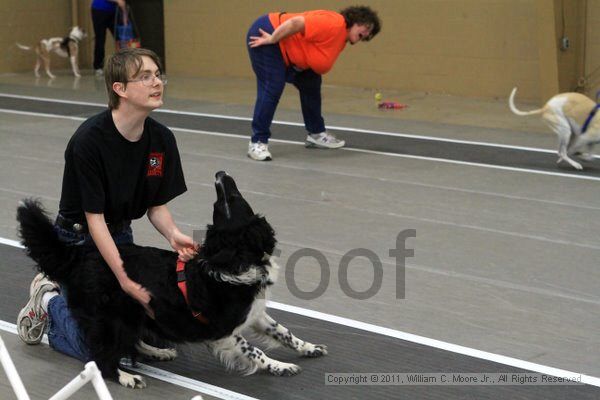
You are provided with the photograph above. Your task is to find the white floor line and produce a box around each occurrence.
[0,237,23,248]
[2,106,599,182]
[0,322,257,400]
[193,181,600,251]
[0,108,86,121]
[270,238,600,305]
[124,363,258,400]
[181,150,600,211]
[0,91,559,153]
[170,128,600,183]
[267,301,600,387]
[2,238,599,388]
[0,93,103,107]
[341,147,600,182]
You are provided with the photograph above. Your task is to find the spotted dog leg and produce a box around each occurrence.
[135,340,177,361]
[210,334,301,376]
[252,313,328,357]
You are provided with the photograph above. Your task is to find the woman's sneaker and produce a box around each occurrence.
[305,132,345,149]
[17,273,59,345]
[247,141,272,161]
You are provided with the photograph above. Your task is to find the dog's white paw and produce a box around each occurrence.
[118,369,146,389]
[302,343,328,357]
[148,346,177,361]
[557,157,583,170]
[267,361,301,376]
[135,340,177,361]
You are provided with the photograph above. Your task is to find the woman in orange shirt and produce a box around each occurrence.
[246,6,381,161]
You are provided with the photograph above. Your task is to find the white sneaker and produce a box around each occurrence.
[94,69,104,77]
[247,141,272,161]
[305,132,345,149]
[17,273,59,345]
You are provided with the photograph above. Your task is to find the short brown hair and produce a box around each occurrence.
[340,5,381,41]
[104,48,163,109]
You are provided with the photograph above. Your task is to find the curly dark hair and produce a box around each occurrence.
[340,5,381,41]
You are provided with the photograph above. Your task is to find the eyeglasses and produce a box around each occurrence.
[128,73,167,86]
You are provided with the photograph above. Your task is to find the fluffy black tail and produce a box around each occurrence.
[16,199,75,283]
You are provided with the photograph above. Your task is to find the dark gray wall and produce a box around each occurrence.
[128,0,166,71]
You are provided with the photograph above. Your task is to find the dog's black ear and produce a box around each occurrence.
[242,216,276,257]
[209,248,237,265]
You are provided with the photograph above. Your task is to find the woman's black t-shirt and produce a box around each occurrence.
[58,109,187,224]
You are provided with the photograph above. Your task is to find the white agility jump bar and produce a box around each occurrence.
[48,362,113,400]
[1,334,113,400]
[1,332,205,400]
[0,335,30,400]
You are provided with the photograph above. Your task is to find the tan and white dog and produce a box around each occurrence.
[509,87,600,170]
[17,26,87,79]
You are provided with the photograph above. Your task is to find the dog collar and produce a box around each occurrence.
[176,259,209,324]
[582,104,600,134]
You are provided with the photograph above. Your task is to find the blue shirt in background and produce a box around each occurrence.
[91,0,117,12]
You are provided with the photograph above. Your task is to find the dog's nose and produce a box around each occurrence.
[215,171,227,181]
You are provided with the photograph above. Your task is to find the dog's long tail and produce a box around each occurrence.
[16,43,32,51]
[16,199,74,282]
[509,87,545,116]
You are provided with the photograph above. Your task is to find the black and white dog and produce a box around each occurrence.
[17,171,327,388]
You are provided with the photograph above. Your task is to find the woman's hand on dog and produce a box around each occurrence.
[170,231,199,262]
[120,279,155,319]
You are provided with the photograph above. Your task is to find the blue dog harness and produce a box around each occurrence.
[581,104,600,134]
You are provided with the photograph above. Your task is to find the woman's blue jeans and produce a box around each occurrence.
[247,14,325,143]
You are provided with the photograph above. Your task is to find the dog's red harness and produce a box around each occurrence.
[176,259,209,324]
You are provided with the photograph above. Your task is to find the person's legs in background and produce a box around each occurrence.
[294,70,325,134]
[246,15,287,161]
[294,70,345,149]
[91,7,116,74]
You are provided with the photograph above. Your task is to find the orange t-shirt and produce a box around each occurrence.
[268,10,347,75]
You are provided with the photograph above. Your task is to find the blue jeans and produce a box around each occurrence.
[247,14,325,143]
[47,223,133,362]
[53,223,133,247]
[47,295,90,362]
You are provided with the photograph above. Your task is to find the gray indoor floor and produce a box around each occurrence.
[0,70,599,399]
